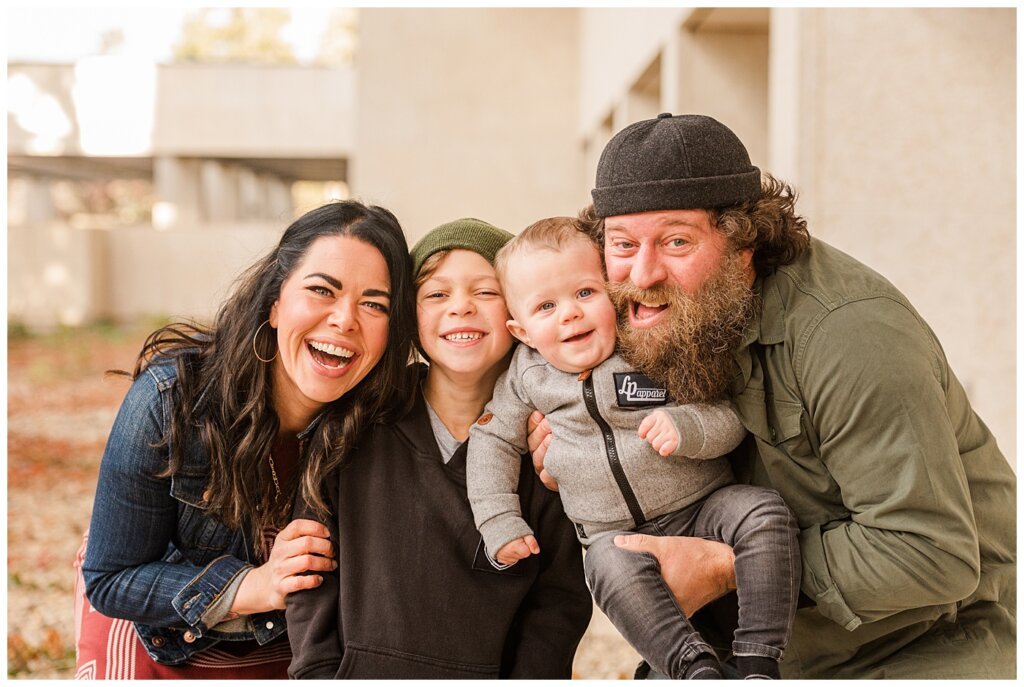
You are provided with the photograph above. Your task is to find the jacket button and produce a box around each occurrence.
[477,413,493,426]
[182,631,196,643]
[770,427,777,440]
[151,636,166,647]
[265,621,275,630]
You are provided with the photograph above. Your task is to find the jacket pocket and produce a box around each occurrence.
[734,388,803,446]
[471,538,525,577]
[174,503,235,564]
[336,642,499,679]
[170,471,236,558]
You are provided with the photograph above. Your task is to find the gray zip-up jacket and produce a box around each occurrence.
[467,346,744,554]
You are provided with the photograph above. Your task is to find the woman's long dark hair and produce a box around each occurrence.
[123,200,417,547]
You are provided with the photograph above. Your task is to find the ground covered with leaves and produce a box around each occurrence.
[7,324,146,677]
[6,323,639,678]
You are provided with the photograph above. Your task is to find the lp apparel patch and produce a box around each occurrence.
[613,372,669,407]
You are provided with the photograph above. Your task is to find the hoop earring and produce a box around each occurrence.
[253,319,278,363]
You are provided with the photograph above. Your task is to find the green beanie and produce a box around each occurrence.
[410,218,514,279]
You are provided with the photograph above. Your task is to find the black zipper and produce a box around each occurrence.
[581,373,646,528]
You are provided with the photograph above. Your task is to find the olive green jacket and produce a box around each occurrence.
[730,239,1015,679]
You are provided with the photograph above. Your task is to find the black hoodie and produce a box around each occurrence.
[286,381,592,679]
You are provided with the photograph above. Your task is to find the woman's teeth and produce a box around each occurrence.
[308,341,354,368]
[310,341,355,358]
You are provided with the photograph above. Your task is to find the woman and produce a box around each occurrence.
[74,201,417,678]
[286,218,593,679]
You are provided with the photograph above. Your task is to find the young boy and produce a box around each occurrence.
[467,217,800,680]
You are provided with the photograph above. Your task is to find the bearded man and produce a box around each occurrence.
[529,114,1015,678]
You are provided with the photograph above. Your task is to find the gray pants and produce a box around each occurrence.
[583,484,800,679]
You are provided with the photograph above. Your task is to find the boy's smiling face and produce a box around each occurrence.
[504,238,617,374]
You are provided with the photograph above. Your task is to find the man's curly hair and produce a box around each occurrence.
[578,173,810,276]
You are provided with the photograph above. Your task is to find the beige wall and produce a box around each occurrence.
[104,224,283,322]
[8,221,284,328]
[153,64,355,157]
[578,8,689,134]
[352,8,582,242]
[674,28,769,168]
[780,8,1015,461]
[8,222,109,328]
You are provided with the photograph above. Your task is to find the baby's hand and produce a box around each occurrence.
[639,410,680,457]
[495,535,540,566]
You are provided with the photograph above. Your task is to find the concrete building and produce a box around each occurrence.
[7,7,1015,460]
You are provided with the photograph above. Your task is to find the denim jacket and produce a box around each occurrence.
[82,357,308,665]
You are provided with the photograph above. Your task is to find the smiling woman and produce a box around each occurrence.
[74,201,417,678]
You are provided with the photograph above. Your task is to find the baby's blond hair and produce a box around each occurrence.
[494,216,600,295]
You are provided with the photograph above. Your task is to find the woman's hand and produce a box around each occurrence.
[527,411,559,492]
[230,519,336,615]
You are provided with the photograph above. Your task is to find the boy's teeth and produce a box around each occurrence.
[444,332,482,341]
[310,341,355,358]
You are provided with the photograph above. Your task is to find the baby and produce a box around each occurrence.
[467,217,799,680]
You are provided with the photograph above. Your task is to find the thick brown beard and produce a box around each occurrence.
[608,253,758,404]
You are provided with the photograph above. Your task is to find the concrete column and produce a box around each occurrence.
[23,175,57,224]
[767,8,804,184]
[660,34,683,114]
[675,27,769,166]
[611,99,631,135]
[153,156,202,229]
[200,160,240,223]
[582,117,614,200]
[266,177,294,223]
[625,87,659,123]
[237,166,261,221]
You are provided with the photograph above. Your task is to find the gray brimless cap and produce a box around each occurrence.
[591,113,762,217]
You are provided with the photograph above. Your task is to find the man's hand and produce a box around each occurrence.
[495,535,541,566]
[526,411,558,492]
[638,409,681,456]
[614,534,736,618]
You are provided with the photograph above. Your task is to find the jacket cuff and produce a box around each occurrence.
[205,566,253,632]
[666,407,704,457]
[479,513,535,562]
[171,555,252,636]
[799,524,862,631]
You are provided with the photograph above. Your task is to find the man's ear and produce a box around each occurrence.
[506,319,531,346]
[738,247,755,274]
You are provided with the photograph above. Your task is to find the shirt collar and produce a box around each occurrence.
[756,274,786,345]
[732,274,784,391]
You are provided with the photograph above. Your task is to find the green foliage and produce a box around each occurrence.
[316,9,358,67]
[8,319,33,340]
[173,8,296,64]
